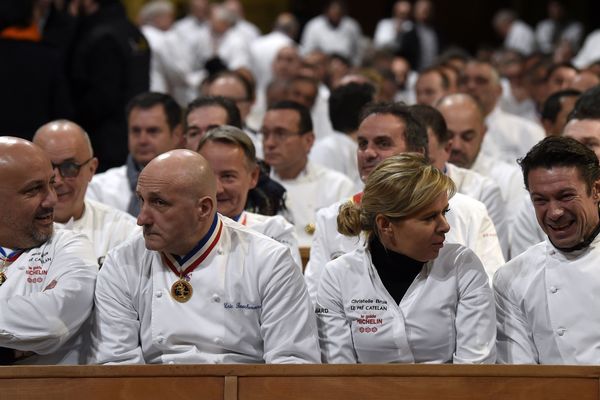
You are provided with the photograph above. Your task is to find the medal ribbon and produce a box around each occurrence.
[161,215,223,279]
[0,248,24,265]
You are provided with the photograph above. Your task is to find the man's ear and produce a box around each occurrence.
[249,164,260,190]
[173,124,185,148]
[303,131,315,152]
[541,119,553,136]
[443,139,452,156]
[593,179,600,202]
[88,157,99,180]
[198,196,215,219]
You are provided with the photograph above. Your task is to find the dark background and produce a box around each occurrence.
[126,0,599,56]
[286,0,599,55]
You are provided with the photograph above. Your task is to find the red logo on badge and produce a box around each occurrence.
[356,314,383,333]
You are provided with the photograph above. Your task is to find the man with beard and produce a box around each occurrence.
[0,137,96,364]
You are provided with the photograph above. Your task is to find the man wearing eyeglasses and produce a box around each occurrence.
[33,120,140,267]
[262,100,355,246]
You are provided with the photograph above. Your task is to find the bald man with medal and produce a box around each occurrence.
[91,150,320,364]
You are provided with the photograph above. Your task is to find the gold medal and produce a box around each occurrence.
[304,223,316,235]
[0,272,5,286]
[171,279,193,303]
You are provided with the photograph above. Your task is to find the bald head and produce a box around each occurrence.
[34,120,93,156]
[438,93,485,123]
[0,137,56,248]
[0,136,51,173]
[32,120,98,222]
[437,94,487,168]
[136,150,218,255]
[142,149,216,200]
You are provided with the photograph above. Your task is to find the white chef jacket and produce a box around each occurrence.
[509,194,545,257]
[165,17,210,105]
[300,15,363,65]
[271,162,355,247]
[305,192,505,302]
[316,243,496,364]
[499,78,540,124]
[0,230,97,364]
[249,31,293,89]
[494,235,600,364]
[312,84,335,142]
[90,215,320,364]
[482,106,545,167]
[55,199,140,266]
[505,20,536,56]
[446,163,509,259]
[472,152,526,207]
[231,19,261,43]
[573,29,600,69]
[535,19,583,54]
[239,211,302,268]
[373,18,413,49]
[86,165,130,213]
[213,28,252,70]
[141,25,167,92]
[309,131,362,192]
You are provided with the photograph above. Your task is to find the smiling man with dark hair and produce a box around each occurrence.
[495,136,600,364]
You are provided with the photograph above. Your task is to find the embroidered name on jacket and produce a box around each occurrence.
[350,298,388,311]
[224,302,262,310]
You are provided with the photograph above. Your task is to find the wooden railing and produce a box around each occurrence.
[0,364,598,399]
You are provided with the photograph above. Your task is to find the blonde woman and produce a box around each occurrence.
[316,153,496,364]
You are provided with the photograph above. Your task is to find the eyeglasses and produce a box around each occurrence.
[52,157,94,178]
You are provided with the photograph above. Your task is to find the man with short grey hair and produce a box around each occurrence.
[198,125,302,266]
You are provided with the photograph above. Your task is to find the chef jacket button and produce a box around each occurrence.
[550,286,558,294]
[212,294,221,303]
[557,328,566,336]
[156,291,163,298]
[550,250,556,255]
[213,337,223,345]
[168,361,175,365]
[157,336,165,344]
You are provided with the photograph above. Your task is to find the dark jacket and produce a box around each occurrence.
[69,3,150,171]
[0,38,72,139]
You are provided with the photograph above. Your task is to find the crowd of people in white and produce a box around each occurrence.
[2,0,600,366]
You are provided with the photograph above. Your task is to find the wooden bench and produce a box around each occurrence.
[1,364,598,399]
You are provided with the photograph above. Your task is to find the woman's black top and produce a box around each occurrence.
[369,236,425,304]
